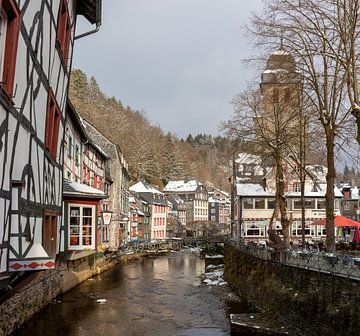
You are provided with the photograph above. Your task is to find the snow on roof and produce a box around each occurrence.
[63,180,106,198]
[263,69,288,74]
[351,187,359,200]
[208,196,226,204]
[236,153,262,165]
[164,180,201,192]
[272,50,291,56]
[306,165,327,182]
[237,183,273,197]
[237,182,343,198]
[129,181,163,195]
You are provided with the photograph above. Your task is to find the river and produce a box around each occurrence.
[14,251,231,336]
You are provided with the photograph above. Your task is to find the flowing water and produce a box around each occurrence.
[14,251,231,336]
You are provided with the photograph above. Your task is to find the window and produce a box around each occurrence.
[345,201,350,210]
[211,208,215,214]
[0,0,20,97]
[43,210,58,258]
[293,199,302,209]
[293,182,301,192]
[75,144,79,166]
[243,198,253,209]
[317,199,326,209]
[45,89,61,160]
[304,199,315,209]
[267,199,275,209]
[56,0,71,66]
[68,136,72,158]
[69,205,95,250]
[254,198,265,209]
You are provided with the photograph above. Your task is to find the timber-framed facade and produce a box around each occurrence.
[0,1,101,286]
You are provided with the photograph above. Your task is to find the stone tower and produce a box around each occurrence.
[255,48,303,152]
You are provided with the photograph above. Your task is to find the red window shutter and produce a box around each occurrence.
[56,0,71,66]
[51,109,60,157]
[1,0,20,97]
[45,95,55,153]
[45,89,61,160]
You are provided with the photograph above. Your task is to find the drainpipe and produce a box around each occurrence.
[75,0,102,40]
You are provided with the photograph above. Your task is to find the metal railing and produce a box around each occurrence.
[227,239,360,281]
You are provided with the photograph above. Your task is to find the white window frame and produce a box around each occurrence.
[0,9,7,79]
[68,204,96,250]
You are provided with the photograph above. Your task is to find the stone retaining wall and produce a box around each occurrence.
[0,254,142,336]
[224,244,360,336]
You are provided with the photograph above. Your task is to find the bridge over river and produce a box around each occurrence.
[112,236,229,256]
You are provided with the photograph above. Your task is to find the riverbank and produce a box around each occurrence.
[0,253,142,336]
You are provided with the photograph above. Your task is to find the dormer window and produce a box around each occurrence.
[0,0,20,97]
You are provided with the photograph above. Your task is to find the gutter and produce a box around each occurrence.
[75,0,102,40]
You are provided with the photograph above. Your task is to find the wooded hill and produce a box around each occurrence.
[69,69,232,191]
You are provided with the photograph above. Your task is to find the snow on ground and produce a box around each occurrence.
[202,263,227,287]
[205,254,224,259]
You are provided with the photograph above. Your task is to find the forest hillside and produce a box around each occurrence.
[69,69,233,190]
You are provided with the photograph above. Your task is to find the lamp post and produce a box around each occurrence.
[101,210,112,249]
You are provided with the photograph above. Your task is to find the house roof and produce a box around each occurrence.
[129,181,163,195]
[236,182,343,198]
[66,100,88,141]
[236,183,273,197]
[77,0,102,25]
[63,180,106,199]
[164,179,203,193]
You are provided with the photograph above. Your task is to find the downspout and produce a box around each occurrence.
[238,196,242,244]
[75,0,102,40]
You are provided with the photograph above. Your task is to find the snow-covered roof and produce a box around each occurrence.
[208,196,226,204]
[63,180,106,198]
[236,153,262,165]
[237,183,273,197]
[129,181,163,195]
[263,68,288,74]
[272,50,291,56]
[164,180,202,193]
[236,182,343,198]
[351,187,359,200]
[306,165,327,182]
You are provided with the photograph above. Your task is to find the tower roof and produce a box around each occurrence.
[266,49,296,73]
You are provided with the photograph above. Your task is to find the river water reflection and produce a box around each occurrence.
[15,252,230,336]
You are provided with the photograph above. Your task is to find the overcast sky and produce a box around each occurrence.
[73,0,264,138]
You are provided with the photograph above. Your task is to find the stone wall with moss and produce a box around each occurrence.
[224,244,360,336]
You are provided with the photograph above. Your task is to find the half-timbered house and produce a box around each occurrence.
[0,0,101,284]
[62,101,108,260]
[82,119,131,250]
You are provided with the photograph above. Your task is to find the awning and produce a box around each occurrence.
[63,180,107,199]
[310,216,360,227]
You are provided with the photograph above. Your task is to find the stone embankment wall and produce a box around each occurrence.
[224,244,360,336]
[0,254,141,336]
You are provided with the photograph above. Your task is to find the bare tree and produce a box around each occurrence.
[248,0,354,251]
[222,84,304,246]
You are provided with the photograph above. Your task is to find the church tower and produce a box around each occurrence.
[255,48,303,153]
